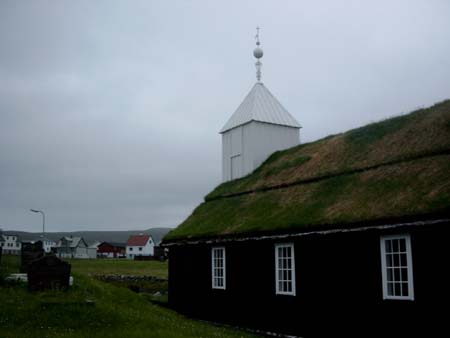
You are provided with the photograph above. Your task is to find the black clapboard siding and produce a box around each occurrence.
[168,222,449,337]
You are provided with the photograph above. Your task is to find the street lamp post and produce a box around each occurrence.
[30,209,45,234]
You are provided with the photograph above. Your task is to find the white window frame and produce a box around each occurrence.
[211,247,226,290]
[380,234,414,301]
[275,243,296,296]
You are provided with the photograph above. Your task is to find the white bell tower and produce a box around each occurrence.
[220,28,301,182]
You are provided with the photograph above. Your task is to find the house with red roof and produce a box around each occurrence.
[126,234,154,259]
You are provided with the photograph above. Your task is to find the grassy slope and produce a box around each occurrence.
[0,257,260,338]
[165,100,450,241]
[207,100,450,199]
[67,258,168,278]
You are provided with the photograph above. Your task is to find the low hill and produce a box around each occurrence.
[165,100,450,242]
[8,228,172,245]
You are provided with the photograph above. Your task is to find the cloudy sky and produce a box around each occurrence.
[1,0,449,232]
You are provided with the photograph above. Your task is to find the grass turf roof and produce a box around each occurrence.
[164,100,450,242]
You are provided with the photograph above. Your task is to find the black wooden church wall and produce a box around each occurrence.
[168,223,449,337]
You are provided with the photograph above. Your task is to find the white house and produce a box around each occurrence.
[1,233,21,255]
[220,35,301,181]
[54,236,94,259]
[0,236,4,253]
[126,234,154,259]
[87,241,100,259]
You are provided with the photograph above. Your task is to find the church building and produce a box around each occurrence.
[162,31,450,337]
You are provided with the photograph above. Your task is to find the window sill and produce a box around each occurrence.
[383,296,415,301]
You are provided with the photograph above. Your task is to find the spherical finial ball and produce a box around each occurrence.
[253,47,263,59]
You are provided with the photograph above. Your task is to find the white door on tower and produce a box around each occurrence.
[231,154,242,180]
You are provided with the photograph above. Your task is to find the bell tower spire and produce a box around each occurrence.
[253,26,264,82]
[220,28,301,182]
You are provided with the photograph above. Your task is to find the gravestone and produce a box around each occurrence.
[27,255,71,291]
[21,241,45,273]
[154,246,168,261]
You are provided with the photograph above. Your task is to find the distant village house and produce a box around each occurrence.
[54,236,97,259]
[126,234,154,259]
[97,242,126,258]
[0,233,21,255]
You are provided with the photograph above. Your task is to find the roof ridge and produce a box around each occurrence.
[246,83,259,121]
[205,148,450,202]
[220,82,300,133]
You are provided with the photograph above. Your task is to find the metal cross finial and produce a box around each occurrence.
[255,26,260,46]
[253,26,263,82]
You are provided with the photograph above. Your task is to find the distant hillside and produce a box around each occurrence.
[5,228,172,245]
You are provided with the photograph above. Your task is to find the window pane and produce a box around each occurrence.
[393,239,399,253]
[394,283,401,296]
[286,282,292,292]
[401,283,409,296]
[387,282,394,296]
[399,238,406,252]
[401,268,408,282]
[394,268,400,282]
[385,240,392,253]
[387,268,393,282]
[393,254,400,267]
[400,254,407,267]
[386,254,393,267]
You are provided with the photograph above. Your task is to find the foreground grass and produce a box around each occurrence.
[67,258,168,279]
[0,257,260,338]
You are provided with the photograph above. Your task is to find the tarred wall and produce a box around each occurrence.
[168,223,449,337]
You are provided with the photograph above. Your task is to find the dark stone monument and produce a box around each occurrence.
[154,246,168,261]
[27,255,71,291]
[21,241,44,273]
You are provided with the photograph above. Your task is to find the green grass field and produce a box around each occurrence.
[0,256,260,338]
[67,258,168,278]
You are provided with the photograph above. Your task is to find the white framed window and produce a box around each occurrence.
[380,234,414,300]
[275,243,296,296]
[211,247,226,290]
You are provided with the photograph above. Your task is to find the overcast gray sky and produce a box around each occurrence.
[1,0,449,232]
